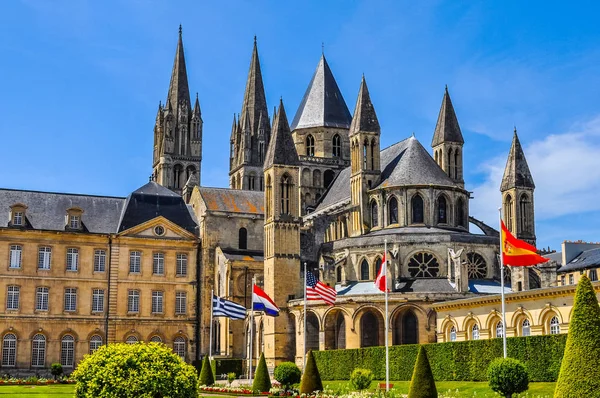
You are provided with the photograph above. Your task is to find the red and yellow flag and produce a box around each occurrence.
[501,221,549,266]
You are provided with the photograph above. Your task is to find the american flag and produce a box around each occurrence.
[306,271,337,305]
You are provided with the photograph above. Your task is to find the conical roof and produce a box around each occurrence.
[166,25,191,115]
[290,55,352,131]
[500,130,535,190]
[264,99,299,170]
[431,86,464,146]
[349,76,380,135]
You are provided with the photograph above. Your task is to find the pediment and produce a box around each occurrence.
[118,216,196,240]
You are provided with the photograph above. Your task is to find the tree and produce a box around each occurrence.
[555,275,600,397]
[274,362,301,390]
[252,353,272,393]
[50,363,63,381]
[72,342,197,398]
[487,358,529,398]
[350,368,373,391]
[407,345,437,398]
[199,355,215,386]
[300,350,323,394]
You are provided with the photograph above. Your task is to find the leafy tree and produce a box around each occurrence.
[487,357,529,398]
[50,363,63,380]
[408,345,437,398]
[199,355,215,386]
[274,362,301,390]
[252,353,272,393]
[72,342,197,398]
[555,275,600,397]
[300,350,323,394]
[350,368,373,391]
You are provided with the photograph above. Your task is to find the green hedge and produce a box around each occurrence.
[214,359,243,378]
[314,334,567,382]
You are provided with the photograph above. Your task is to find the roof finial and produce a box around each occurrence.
[254,35,257,44]
[412,132,415,138]
[179,24,182,36]
[322,41,324,55]
[196,92,199,100]
[445,84,448,92]
[514,125,517,134]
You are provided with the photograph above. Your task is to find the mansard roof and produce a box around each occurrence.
[264,100,299,169]
[501,130,535,191]
[290,55,352,131]
[198,187,264,215]
[431,86,464,146]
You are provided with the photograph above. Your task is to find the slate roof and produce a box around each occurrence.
[558,248,600,273]
[263,100,299,169]
[431,86,464,146]
[290,55,352,131]
[118,182,197,234]
[500,130,535,190]
[198,187,264,215]
[0,188,125,234]
[349,76,380,134]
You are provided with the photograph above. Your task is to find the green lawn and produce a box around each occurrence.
[0,384,75,397]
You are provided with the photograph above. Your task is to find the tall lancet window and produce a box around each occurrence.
[371,139,376,170]
[454,150,460,179]
[388,197,398,225]
[363,140,368,170]
[306,135,315,157]
[437,196,447,224]
[266,176,272,219]
[370,200,379,228]
[332,134,341,157]
[411,194,424,224]
[504,194,514,232]
[259,142,265,163]
[280,175,291,215]
[519,194,530,234]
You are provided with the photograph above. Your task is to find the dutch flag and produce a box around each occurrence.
[252,284,280,317]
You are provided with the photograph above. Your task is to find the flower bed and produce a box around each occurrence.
[199,385,269,395]
[0,377,75,385]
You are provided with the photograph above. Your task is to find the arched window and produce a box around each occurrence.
[248,174,256,190]
[371,201,379,228]
[449,326,456,342]
[504,195,514,232]
[332,134,341,157]
[306,313,319,352]
[519,194,529,234]
[454,150,460,180]
[313,170,321,187]
[388,197,398,225]
[522,319,531,337]
[471,324,480,340]
[360,259,370,281]
[173,164,183,189]
[456,198,465,227]
[125,335,138,344]
[363,140,368,170]
[306,135,315,156]
[61,335,75,367]
[496,321,504,338]
[150,335,162,343]
[371,139,376,170]
[2,333,16,366]
[336,266,342,283]
[550,316,560,335]
[374,258,382,278]
[31,334,46,368]
[239,228,247,250]
[402,311,419,345]
[266,176,272,218]
[324,170,335,188]
[448,148,453,179]
[437,196,447,224]
[258,141,265,163]
[173,337,186,359]
[89,335,103,354]
[411,195,424,224]
[361,312,379,347]
[280,175,291,215]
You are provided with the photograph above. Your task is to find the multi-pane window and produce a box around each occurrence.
[560,275,566,286]
[472,324,480,340]
[6,286,19,310]
[129,251,141,273]
[2,334,16,366]
[61,335,74,367]
[176,292,187,314]
[125,336,138,344]
[66,248,79,271]
[12,212,23,226]
[569,274,574,285]
[9,245,22,269]
[36,287,49,311]
[64,288,77,312]
[173,337,186,359]
[94,250,106,272]
[449,326,456,342]
[38,247,52,270]
[176,254,188,276]
[522,319,531,337]
[332,134,341,157]
[152,291,163,313]
[92,289,104,313]
[128,290,140,313]
[153,253,164,275]
[590,269,598,282]
[306,135,315,156]
[150,335,162,343]
[31,334,46,367]
[69,215,80,229]
[89,335,102,354]
[496,321,504,338]
[550,316,560,335]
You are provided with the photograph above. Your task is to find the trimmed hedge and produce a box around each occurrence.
[214,359,243,378]
[313,334,567,382]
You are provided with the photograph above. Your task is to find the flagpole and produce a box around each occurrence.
[498,208,507,358]
[303,262,307,370]
[249,275,255,381]
[384,239,389,393]
[209,289,213,358]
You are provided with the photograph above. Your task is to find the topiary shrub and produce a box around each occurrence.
[487,357,529,398]
[50,363,63,380]
[555,275,600,397]
[199,355,215,386]
[350,368,373,390]
[274,362,301,390]
[300,350,323,394]
[72,342,198,398]
[227,372,236,385]
[252,353,272,393]
[407,345,437,398]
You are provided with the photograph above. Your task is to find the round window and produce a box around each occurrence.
[154,225,165,236]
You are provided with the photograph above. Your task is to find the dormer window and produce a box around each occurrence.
[69,215,80,229]
[9,204,27,227]
[13,212,23,226]
[65,208,83,231]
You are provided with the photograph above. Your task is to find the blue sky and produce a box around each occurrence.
[2,0,600,251]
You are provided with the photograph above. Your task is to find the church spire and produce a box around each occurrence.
[166,25,191,116]
[264,99,299,169]
[349,75,380,136]
[432,86,464,146]
[501,129,535,191]
[241,36,269,136]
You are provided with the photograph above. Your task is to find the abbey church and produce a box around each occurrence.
[0,27,567,373]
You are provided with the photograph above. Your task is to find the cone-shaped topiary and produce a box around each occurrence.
[555,275,600,397]
[408,345,437,398]
[252,353,272,393]
[199,355,215,386]
[300,350,323,394]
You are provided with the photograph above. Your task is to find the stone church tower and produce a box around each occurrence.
[153,26,202,195]
[229,37,271,191]
[263,99,301,367]
[349,76,381,237]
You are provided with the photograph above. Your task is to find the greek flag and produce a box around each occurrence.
[212,295,246,320]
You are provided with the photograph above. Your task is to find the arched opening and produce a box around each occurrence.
[31,334,46,368]
[521,319,531,337]
[437,195,447,224]
[313,170,321,187]
[332,134,341,157]
[239,228,248,250]
[306,312,319,353]
[449,326,457,342]
[248,173,256,190]
[360,259,370,281]
[361,311,382,347]
[411,194,424,224]
[266,175,272,218]
[456,198,465,227]
[471,324,480,340]
[370,139,376,170]
[336,266,342,283]
[61,335,75,368]
[388,197,398,225]
[371,200,379,228]
[504,194,514,232]
[150,335,162,343]
[125,335,138,344]
[302,169,311,186]
[393,310,419,345]
[324,170,335,188]
[173,337,186,359]
[519,193,530,234]
[363,140,368,170]
[280,175,291,215]
[306,135,315,157]
[325,311,346,350]
[550,316,560,335]
[374,257,382,279]
[496,320,504,338]
[448,148,454,179]
[2,333,16,367]
[173,164,183,189]
[454,149,460,179]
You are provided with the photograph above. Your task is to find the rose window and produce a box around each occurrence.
[466,252,487,279]
[407,252,440,277]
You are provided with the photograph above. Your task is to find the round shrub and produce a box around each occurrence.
[350,368,373,391]
[72,342,198,398]
[300,350,323,394]
[487,357,529,398]
[274,362,301,390]
[227,372,236,385]
[252,353,272,393]
[50,363,63,380]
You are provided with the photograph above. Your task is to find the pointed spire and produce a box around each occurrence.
[240,36,269,136]
[193,92,201,115]
[230,113,237,141]
[431,86,464,146]
[349,75,380,135]
[500,129,535,191]
[264,99,299,170]
[166,25,191,115]
[290,54,352,130]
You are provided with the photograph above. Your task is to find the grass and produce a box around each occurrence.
[0,384,75,397]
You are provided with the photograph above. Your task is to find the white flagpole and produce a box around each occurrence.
[209,289,213,358]
[303,262,308,370]
[498,208,508,358]
[249,276,255,381]
[384,239,389,393]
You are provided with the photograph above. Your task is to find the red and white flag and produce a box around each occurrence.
[375,252,387,292]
